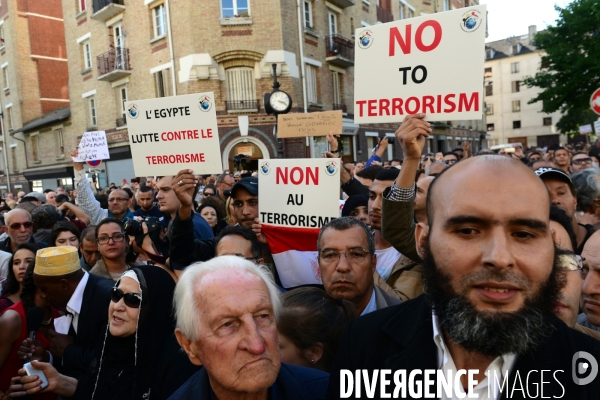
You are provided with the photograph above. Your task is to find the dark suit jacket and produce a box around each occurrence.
[327,295,600,399]
[61,273,113,379]
[168,363,329,400]
[169,211,215,271]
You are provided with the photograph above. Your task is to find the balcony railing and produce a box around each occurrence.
[97,47,132,81]
[91,0,125,22]
[225,99,260,113]
[377,6,394,24]
[327,0,355,8]
[333,103,347,113]
[325,34,354,67]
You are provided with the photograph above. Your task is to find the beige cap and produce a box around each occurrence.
[34,246,81,276]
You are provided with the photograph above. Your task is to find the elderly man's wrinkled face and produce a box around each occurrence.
[581,233,600,326]
[3,210,33,246]
[182,269,280,397]
[107,190,130,216]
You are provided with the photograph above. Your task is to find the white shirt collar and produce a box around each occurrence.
[360,289,377,316]
[432,311,517,400]
[66,271,89,316]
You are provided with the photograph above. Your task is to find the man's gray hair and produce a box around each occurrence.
[215,174,231,185]
[317,217,375,255]
[5,208,32,225]
[571,168,600,212]
[173,255,282,342]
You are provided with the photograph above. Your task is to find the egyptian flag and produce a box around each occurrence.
[261,224,322,288]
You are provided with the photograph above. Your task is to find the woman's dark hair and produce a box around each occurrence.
[198,195,226,221]
[203,184,216,194]
[95,217,124,238]
[1,243,42,296]
[277,287,356,372]
[51,221,81,247]
[20,259,38,311]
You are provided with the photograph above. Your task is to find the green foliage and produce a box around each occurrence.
[523,0,600,134]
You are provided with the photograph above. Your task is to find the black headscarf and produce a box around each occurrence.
[73,266,176,400]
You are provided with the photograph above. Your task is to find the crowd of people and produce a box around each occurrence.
[0,114,598,399]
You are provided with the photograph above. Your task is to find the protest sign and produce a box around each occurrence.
[258,158,340,228]
[73,131,110,162]
[124,93,222,176]
[354,5,486,123]
[277,111,342,138]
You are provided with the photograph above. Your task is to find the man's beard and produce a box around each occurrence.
[422,239,565,357]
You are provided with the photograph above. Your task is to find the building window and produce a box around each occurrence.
[56,129,65,156]
[511,62,519,73]
[484,67,492,78]
[221,0,249,18]
[442,0,450,11]
[83,41,92,70]
[485,82,493,96]
[543,117,552,126]
[118,86,128,123]
[0,24,5,48]
[152,4,166,38]
[399,4,404,19]
[407,9,414,18]
[487,123,494,131]
[332,71,342,106]
[510,44,521,54]
[485,49,495,59]
[328,12,337,35]
[88,97,97,127]
[31,135,39,162]
[485,103,493,115]
[5,104,12,129]
[31,180,43,192]
[513,120,521,129]
[512,100,521,112]
[1,64,8,90]
[303,1,313,29]
[154,68,172,97]
[11,147,17,172]
[79,0,86,12]
[225,67,256,104]
[306,64,318,104]
[511,81,521,93]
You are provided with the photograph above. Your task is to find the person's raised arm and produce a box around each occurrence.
[395,115,429,188]
[71,148,105,225]
[172,169,196,220]
[58,202,91,226]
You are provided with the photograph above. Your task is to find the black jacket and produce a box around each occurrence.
[327,295,600,399]
[169,211,215,271]
[0,236,48,254]
[61,273,113,379]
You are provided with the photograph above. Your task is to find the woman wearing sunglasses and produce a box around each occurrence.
[14,266,198,399]
[0,244,41,313]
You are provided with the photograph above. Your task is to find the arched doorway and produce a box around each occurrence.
[222,136,270,172]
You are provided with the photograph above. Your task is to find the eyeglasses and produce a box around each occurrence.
[203,192,214,197]
[8,222,33,230]
[97,233,126,244]
[444,159,458,165]
[108,197,129,203]
[319,248,370,265]
[111,287,142,308]
[557,253,584,272]
[572,158,592,166]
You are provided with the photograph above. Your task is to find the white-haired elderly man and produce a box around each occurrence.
[170,256,329,400]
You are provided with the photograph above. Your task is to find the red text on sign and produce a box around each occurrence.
[389,20,442,56]
[355,92,479,117]
[275,167,319,185]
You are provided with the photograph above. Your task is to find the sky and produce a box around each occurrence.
[481,0,573,42]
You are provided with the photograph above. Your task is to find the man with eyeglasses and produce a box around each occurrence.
[215,173,235,202]
[442,152,458,165]
[71,148,134,225]
[0,209,48,254]
[28,246,113,380]
[571,152,594,174]
[318,217,400,316]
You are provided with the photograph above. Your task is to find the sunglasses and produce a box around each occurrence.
[9,222,34,230]
[572,158,592,165]
[111,287,142,308]
[444,159,458,165]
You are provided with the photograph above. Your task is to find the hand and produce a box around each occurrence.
[461,141,471,158]
[251,218,268,245]
[17,361,60,395]
[17,338,47,362]
[435,152,443,162]
[172,169,197,208]
[4,376,25,398]
[322,151,337,159]
[421,158,433,170]
[370,160,382,166]
[394,114,431,161]
[513,146,524,159]
[70,148,84,172]
[326,133,340,152]
[377,137,389,154]
[48,330,73,358]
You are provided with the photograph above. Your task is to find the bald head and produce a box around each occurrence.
[426,155,550,227]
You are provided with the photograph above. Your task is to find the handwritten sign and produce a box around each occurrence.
[73,131,109,162]
[277,111,342,138]
[258,158,340,228]
[124,93,222,176]
[354,5,486,123]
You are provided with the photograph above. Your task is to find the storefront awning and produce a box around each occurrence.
[23,166,74,181]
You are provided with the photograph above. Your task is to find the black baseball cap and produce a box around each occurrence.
[534,167,576,193]
[231,177,258,197]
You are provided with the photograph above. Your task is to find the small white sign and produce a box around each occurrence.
[354,5,487,123]
[593,120,600,134]
[258,158,340,228]
[580,124,593,135]
[124,93,222,176]
[73,131,110,161]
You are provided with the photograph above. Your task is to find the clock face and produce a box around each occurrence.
[269,91,291,112]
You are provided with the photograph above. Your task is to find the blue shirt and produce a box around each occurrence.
[192,213,214,240]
